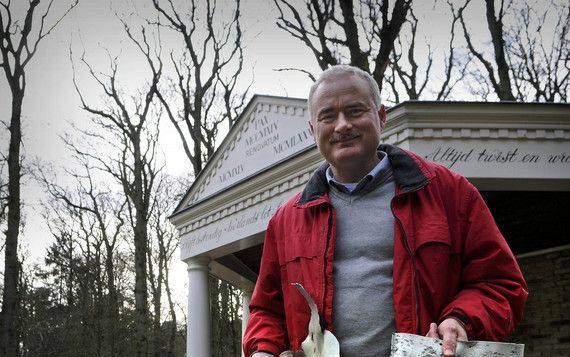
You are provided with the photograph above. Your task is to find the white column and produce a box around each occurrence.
[186,256,211,357]
[241,281,254,357]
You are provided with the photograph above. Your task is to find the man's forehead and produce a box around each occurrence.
[313,88,372,110]
[316,98,369,111]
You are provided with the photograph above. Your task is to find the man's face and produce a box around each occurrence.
[309,74,386,182]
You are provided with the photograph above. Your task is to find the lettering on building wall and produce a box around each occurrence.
[425,146,570,168]
[218,164,244,183]
[246,134,280,157]
[548,153,570,164]
[196,105,312,202]
[273,128,313,155]
[181,202,281,253]
[245,114,280,158]
[219,112,312,183]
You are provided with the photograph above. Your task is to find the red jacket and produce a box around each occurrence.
[243,144,528,356]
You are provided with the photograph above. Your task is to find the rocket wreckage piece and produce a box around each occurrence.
[281,283,339,357]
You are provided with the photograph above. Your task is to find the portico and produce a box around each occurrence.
[169,97,570,356]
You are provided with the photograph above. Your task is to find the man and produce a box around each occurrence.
[243,65,528,357]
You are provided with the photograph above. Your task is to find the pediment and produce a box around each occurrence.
[175,95,312,212]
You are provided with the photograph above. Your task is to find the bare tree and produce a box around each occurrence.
[273,0,412,91]
[507,1,569,102]
[385,3,469,102]
[0,1,77,355]
[36,157,127,357]
[70,21,162,355]
[388,9,431,100]
[147,174,186,357]
[436,1,473,101]
[210,277,242,357]
[33,159,186,357]
[456,0,516,100]
[42,193,104,356]
[151,0,249,175]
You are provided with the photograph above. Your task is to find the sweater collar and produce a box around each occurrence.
[297,144,430,206]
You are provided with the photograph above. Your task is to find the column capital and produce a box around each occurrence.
[186,256,210,272]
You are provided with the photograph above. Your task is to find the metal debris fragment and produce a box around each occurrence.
[391,333,524,357]
[292,283,340,357]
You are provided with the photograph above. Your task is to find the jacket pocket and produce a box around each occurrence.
[278,234,321,287]
[278,235,324,348]
[413,219,455,253]
[412,219,461,301]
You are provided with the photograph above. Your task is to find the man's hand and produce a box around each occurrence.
[426,318,468,356]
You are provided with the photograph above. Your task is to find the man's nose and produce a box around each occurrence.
[335,112,352,132]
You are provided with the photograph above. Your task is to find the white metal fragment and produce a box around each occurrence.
[291,283,340,357]
[391,333,524,357]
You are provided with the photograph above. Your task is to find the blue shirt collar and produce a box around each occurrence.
[326,151,390,194]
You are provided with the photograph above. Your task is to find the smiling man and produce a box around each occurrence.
[243,65,528,357]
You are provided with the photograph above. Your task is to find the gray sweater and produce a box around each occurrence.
[329,169,396,357]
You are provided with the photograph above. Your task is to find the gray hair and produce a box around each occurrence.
[308,65,382,120]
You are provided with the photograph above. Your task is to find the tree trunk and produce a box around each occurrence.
[132,142,149,357]
[105,245,118,357]
[338,0,370,72]
[485,0,515,100]
[1,91,23,357]
[147,246,162,357]
[134,217,149,357]
[373,0,411,92]
[163,266,177,357]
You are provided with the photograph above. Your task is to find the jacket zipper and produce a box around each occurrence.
[322,204,335,331]
[391,186,427,335]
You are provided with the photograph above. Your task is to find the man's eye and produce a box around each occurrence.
[348,108,365,116]
[319,114,335,122]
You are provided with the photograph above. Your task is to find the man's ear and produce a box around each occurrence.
[378,104,387,130]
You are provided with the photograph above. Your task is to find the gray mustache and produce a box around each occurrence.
[330,132,359,143]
